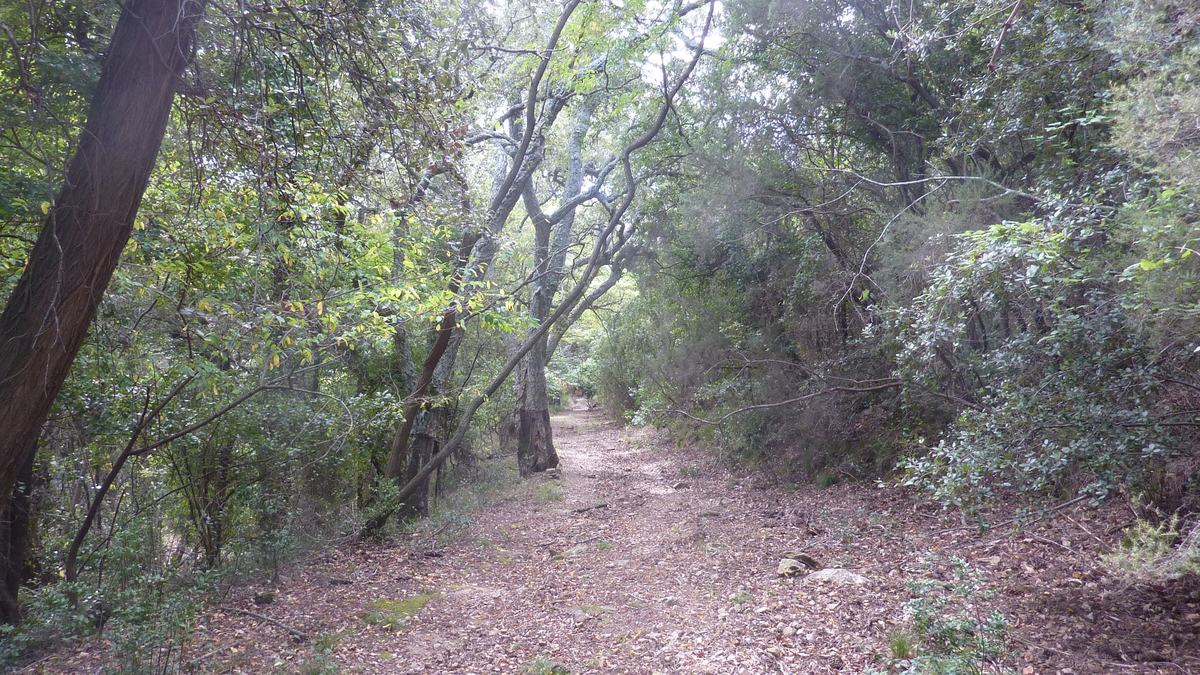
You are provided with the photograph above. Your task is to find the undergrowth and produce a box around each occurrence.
[884,556,1009,674]
[1104,514,1200,581]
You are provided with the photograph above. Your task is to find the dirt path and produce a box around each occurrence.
[32,407,1200,673]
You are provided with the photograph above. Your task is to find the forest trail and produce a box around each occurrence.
[35,406,1200,674]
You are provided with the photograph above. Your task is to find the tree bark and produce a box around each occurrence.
[0,440,36,624]
[0,0,200,624]
[398,327,462,514]
[515,105,592,475]
[375,140,544,524]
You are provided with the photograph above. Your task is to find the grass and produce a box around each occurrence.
[814,471,839,488]
[362,593,436,630]
[524,656,570,674]
[292,631,348,675]
[1103,515,1200,581]
[886,557,1009,673]
[295,653,339,675]
[533,482,564,503]
[888,630,917,660]
[313,630,347,654]
[730,590,753,606]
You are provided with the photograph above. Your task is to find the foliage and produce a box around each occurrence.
[3,0,1200,663]
[894,218,1170,507]
[0,0,718,655]
[1103,514,1200,582]
[524,656,571,675]
[891,557,1009,674]
[585,0,1200,516]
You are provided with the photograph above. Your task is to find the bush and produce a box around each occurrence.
[1104,514,1200,581]
[896,218,1173,508]
[891,557,1009,674]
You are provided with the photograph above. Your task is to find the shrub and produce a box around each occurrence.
[896,219,1173,508]
[1104,514,1200,581]
[892,557,1009,674]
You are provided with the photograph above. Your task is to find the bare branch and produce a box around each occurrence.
[661,382,902,426]
[382,0,717,515]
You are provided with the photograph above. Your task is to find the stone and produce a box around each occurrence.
[804,568,868,585]
[780,551,821,570]
[564,543,590,558]
[777,558,806,577]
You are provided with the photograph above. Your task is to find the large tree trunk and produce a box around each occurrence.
[397,328,461,515]
[514,216,559,475]
[402,414,441,515]
[0,441,36,624]
[0,0,199,625]
[515,105,592,475]
[516,332,557,476]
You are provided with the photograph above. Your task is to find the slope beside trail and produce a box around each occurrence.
[32,405,1200,673]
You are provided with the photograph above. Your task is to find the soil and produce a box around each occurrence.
[24,406,1200,673]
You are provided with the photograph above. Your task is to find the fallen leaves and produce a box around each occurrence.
[26,408,1200,674]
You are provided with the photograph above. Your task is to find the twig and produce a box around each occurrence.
[660,382,901,426]
[421,520,454,544]
[988,0,1023,72]
[939,494,1090,534]
[185,645,223,668]
[570,502,608,514]
[1008,634,1073,658]
[1026,533,1080,556]
[219,606,307,642]
[1063,513,1106,546]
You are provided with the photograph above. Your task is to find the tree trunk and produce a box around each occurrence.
[0,441,36,624]
[516,333,557,476]
[401,414,441,515]
[379,145,532,517]
[514,105,592,475]
[399,323,463,514]
[0,0,199,624]
[515,212,558,476]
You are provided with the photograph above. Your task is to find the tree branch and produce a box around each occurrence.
[661,382,901,426]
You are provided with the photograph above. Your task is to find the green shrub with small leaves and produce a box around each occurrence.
[896,218,1174,508]
[891,557,1009,674]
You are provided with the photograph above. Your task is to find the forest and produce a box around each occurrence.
[0,0,1198,672]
